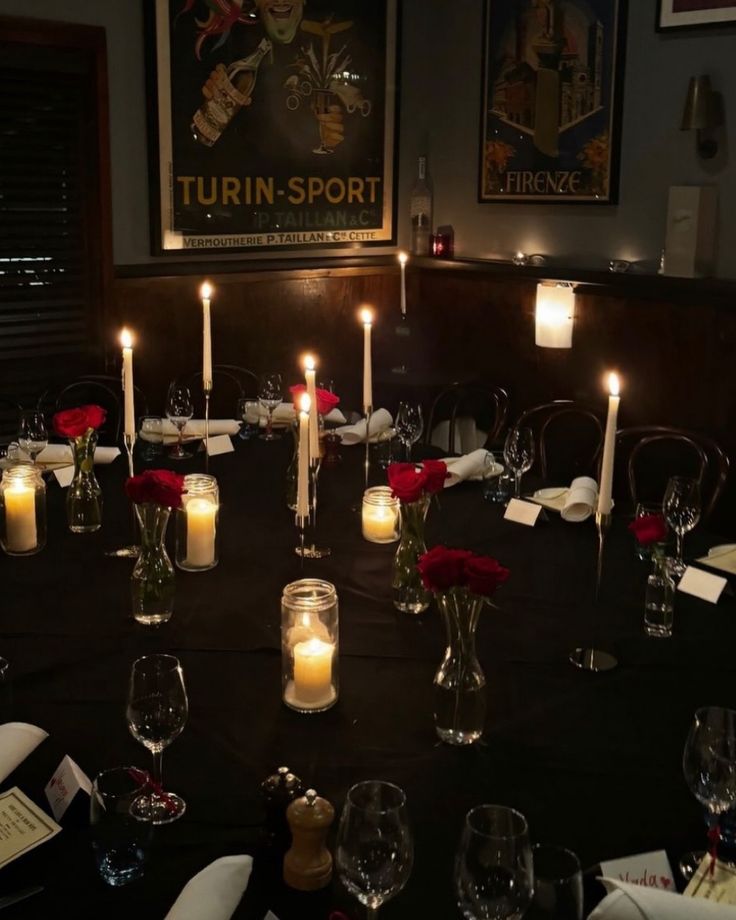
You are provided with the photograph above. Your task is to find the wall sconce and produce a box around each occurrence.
[535,283,575,349]
[681,75,723,159]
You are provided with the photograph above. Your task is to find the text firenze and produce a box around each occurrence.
[503,171,584,195]
[176,175,382,207]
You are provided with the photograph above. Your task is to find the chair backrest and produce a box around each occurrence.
[80,375,150,418]
[39,380,122,445]
[425,382,509,454]
[616,426,729,521]
[186,365,256,417]
[515,401,604,481]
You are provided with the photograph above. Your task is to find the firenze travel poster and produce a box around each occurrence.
[147,0,397,254]
[479,0,626,204]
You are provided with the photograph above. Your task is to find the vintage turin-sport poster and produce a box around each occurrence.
[479,0,626,204]
[147,0,397,254]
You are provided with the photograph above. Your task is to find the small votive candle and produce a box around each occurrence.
[175,474,219,572]
[282,578,339,713]
[362,486,400,544]
[0,465,46,556]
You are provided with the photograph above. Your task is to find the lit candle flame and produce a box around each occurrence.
[299,393,311,414]
[608,372,620,397]
[398,251,408,266]
[360,307,373,325]
[303,354,316,372]
[200,281,213,300]
[120,328,133,349]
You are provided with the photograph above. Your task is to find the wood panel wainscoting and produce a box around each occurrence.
[111,259,736,517]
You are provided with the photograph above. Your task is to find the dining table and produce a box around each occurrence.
[1,426,734,919]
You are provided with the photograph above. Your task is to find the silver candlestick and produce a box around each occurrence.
[204,385,212,473]
[569,512,618,672]
[296,459,331,559]
[364,406,373,490]
[105,433,139,559]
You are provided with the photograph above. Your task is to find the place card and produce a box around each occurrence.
[599,849,675,891]
[205,434,234,457]
[685,855,736,903]
[677,566,727,604]
[504,498,542,527]
[0,787,61,870]
[44,755,92,822]
[53,466,75,488]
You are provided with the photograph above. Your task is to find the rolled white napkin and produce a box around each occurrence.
[164,855,253,920]
[441,449,496,487]
[0,722,48,783]
[249,403,346,427]
[590,878,736,919]
[161,419,241,439]
[561,476,599,523]
[33,445,120,465]
[336,409,393,445]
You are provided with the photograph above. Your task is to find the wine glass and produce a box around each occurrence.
[395,402,423,461]
[663,476,701,576]
[503,428,535,499]
[18,410,48,463]
[165,382,194,460]
[529,845,582,919]
[258,372,283,441]
[336,780,413,918]
[455,804,534,920]
[126,654,188,825]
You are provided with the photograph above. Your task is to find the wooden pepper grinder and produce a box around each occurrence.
[283,788,334,891]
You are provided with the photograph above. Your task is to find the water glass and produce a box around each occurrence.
[395,402,423,461]
[529,844,583,919]
[258,373,283,441]
[663,475,701,576]
[166,382,194,460]
[138,416,163,462]
[644,557,675,638]
[503,428,535,499]
[18,411,48,463]
[90,767,151,887]
[376,428,398,470]
[238,398,260,440]
[455,804,533,920]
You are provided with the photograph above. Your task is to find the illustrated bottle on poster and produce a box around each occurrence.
[191,38,272,147]
[410,156,432,256]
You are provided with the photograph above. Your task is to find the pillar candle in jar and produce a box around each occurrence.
[303,354,319,463]
[360,307,373,414]
[5,483,37,553]
[293,637,334,704]
[200,282,213,391]
[362,501,399,543]
[296,393,311,523]
[398,252,408,317]
[120,328,135,438]
[597,372,621,516]
[186,497,217,567]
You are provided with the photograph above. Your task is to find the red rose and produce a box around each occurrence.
[464,555,510,598]
[53,404,107,439]
[388,460,449,503]
[125,470,186,509]
[418,546,474,592]
[289,384,341,416]
[422,459,449,494]
[628,513,667,546]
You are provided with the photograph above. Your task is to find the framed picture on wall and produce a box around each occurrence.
[657,1,736,30]
[145,0,398,255]
[479,0,627,204]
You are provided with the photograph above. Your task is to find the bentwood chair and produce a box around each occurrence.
[80,375,150,418]
[616,426,729,522]
[515,400,604,481]
[425,382,509,454]
[38,380,122,445]
[186,364,258,417]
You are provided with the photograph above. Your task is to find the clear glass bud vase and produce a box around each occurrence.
[433,590,486,745]
[67,431,102,533]
[392,496,430,614]
[132,503,175,626]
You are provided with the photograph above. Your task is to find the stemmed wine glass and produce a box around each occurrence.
[503,428,535,499]
[258,372,283,441]
[455,804,534,920]
[18,410,48,463]
[165,382,194,460]
[681,707,736,880]
[664,476,701,576]
[336,780,413,918]
[126,654,188,825]
[395,402,423,461]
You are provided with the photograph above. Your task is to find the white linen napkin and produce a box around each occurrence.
[160,419,241,439]
[589,879,735,919]
[164,855,253,920]
[441,449,496,487]
[336,409,393,445]
[32,445,120,465]
[0,722,48,783]
[249,403,346,427]
[561,476,598,522]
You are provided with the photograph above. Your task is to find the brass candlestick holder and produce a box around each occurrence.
[569,512,618,672]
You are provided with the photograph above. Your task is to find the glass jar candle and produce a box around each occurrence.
[362,486,400,544]
[281,579,338,713]
[175,474,219,572]
[0,465,46,556]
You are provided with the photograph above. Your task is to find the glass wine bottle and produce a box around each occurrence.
[410,156,432,256]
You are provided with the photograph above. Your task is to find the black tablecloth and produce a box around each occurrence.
[2,434,734,919]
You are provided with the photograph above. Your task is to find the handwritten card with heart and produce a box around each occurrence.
[599,849,675,891]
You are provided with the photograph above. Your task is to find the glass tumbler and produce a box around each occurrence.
[90,767,151,887]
